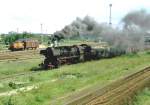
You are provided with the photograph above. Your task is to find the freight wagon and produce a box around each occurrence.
[9,39,39,51]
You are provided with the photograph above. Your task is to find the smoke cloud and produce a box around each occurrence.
[122,9,150,31]
[54,10,150,52]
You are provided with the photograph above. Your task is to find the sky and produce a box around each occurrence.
[0,0,150,34]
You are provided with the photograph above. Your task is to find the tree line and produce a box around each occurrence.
[0,32,35,45]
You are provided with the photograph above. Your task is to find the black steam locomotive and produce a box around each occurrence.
[40,44,125,69]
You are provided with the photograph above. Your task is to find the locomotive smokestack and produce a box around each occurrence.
[41,23,43,43]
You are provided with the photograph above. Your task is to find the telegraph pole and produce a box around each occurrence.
[17,28,19,33]
[41,24,43,44]
[109,3,112,26]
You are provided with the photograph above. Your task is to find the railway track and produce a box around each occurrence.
[65,67,150,105]
[0,50,41,61]
[0,50,40,55]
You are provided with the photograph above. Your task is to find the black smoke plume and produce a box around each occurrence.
[54,10,150,52]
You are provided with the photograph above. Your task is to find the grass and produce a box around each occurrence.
[132,88,150,105]
[0,58,42,77]
[0,44,7,50]
[0,52,149,105]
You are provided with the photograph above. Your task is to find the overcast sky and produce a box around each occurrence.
[0,0,149,34]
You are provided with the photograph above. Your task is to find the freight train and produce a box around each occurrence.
[9,39,39,51]
[39,43,125,69]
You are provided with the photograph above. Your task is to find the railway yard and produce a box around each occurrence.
[0,49,149,105]
[0,0,150,105]
[1,0,150,104]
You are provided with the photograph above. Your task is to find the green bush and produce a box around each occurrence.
[146,51,150,54]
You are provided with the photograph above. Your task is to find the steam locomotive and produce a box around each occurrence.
[40,44,125,69]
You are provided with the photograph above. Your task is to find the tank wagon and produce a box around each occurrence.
[9,39,39,51]
[40,44,125,69]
